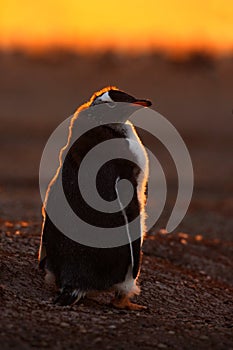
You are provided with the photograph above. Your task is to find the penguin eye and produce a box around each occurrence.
[92,98,112,107]
[91,98,103,106]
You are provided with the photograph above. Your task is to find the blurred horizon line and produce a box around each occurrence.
[1,45,233,60]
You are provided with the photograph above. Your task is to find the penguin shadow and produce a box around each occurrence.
[37,264,149,313]
[40,272,106,309]
[51,288,148,312]
[42,268,148,311]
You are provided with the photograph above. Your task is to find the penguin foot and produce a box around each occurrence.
[111,295,147,311]
[54,287,85,306]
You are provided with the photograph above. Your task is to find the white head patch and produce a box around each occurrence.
[96,91,114,103]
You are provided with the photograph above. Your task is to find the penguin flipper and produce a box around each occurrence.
[54,287,85,306]
[38,213,48,269]
[38,243,47,269]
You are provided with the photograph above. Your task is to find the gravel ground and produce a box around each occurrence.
[0,187,232,350]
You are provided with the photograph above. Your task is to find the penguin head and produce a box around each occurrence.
[76,87,152,125]
[90,87,152,108]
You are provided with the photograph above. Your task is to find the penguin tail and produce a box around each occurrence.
[54,287,86,306]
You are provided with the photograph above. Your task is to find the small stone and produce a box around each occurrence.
[158,343,167,348]
[195,234,203,241]
[180,239,187,245]
[178,232,189,239]
[158,228,168,235]
[108,325,117,329]
[200,335,209,340]
[4,221,14,228]
[60,322,69,327]
[100,316,108,320]
[79,326,87,333]
[199,270,206,275]
[93,337,102,343]
[20,221,29,227]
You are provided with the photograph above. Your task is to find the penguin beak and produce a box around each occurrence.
[133,99,152,107]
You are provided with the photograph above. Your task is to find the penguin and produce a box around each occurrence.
[39,86,152,310]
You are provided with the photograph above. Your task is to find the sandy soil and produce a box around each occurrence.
[0,51,233,349]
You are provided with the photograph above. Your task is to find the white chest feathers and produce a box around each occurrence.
[125,121,149,208]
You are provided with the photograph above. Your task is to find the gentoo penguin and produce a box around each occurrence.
[39,86,152,310]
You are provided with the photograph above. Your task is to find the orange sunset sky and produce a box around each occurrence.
[0,0,233,54]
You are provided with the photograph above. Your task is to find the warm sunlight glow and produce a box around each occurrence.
[0,0,233,53]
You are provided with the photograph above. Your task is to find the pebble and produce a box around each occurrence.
[60,322,69,327]
[158,229,168,235]
[79,326,87,333]
[108,325,117,329]
[180,238,187,245]
[178,232,189,239]
[100,316,108,320]
[93,337,102,343]
[200,335,209,340]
